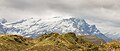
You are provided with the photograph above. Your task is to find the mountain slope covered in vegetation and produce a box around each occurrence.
[0,32,119,51]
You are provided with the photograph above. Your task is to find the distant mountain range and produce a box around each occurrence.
[0,16,119,42]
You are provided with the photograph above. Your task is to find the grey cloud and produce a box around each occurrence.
[0,0,120,33]
[2,0,120,14]
[2,0,119,10]
[85,16,120,27]
[1,0,120,20]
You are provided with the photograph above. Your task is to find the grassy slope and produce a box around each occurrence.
[0,33,119,51]
[27,32,100,51]
[77,35,106,45]
[0,34,37,51]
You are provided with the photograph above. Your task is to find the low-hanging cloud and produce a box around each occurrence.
[0,0,120,33]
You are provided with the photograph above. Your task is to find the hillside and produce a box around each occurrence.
[0,33,119,51]
[0,34,36,51]
[77,35,106,45]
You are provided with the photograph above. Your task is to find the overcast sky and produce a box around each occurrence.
[0,0,120,33]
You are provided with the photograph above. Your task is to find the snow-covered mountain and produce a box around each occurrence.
[0,18,7,24]
[0,17,112,42]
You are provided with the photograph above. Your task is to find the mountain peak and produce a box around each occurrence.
[0,18,7,24]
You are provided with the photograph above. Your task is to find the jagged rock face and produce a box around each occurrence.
[0,23,5,33]
[0,18,7,33]
[0,17,111,42]
[117,37,120,41]
[0,18,7,23]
